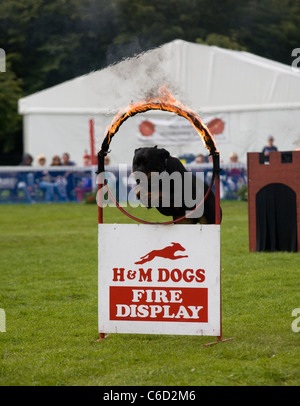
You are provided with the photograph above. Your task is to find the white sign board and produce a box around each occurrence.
[98,223,220,336]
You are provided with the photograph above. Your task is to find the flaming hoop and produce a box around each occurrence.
[96,87,220,225]
[98,87,218,164]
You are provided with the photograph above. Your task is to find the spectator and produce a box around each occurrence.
[192,153,207,164]
[75,155,110,202]
[62,152,76,200]
[16,153,35,203]
[34,155,54,202]
[75,176,92,202]
[262,135,278,162]
[34,155,66,202]
[34,154,55,202]
[19,153,33,166]
[51,155,62,166]
[83,151,91,166]
[226,152,246,193]
[229,152,239,164]
[62,152,76,166]
[37,154,46,166]
[50,155,67,201]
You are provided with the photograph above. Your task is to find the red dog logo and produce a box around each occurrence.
[135,242,188,265]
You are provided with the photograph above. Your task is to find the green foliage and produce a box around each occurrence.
[237,185,248,201]
[83,191,97,204]
[0,0,299,157]
[0,61,23,153]
[0,0,118,92]
[196,34,246,51]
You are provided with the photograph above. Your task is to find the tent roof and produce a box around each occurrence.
[18,39,300,115]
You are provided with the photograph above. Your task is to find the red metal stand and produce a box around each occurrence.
[95,104,232,344]
[89,118,97,166]
[214,154,222,342]
[203,153,233,347]
[97,181,106,341]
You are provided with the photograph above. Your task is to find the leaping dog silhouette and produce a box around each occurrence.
[135,242,188,265]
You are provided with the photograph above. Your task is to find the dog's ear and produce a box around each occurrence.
[159,148,170,159]
[134,148,142,154]
[154,145,158,149]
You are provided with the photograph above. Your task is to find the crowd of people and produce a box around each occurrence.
[12,136,280,203]
[187,136,280,198]
[191,135,278,166]
[16,152,81,203]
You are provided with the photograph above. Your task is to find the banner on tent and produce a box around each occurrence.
[204,114,230,144]
[98,223,221,336]
[136,114,229,145]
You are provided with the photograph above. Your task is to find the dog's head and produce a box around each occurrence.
[132,146,170,176]
[171,242,186,252]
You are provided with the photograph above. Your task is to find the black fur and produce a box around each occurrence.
[132,146,220,224]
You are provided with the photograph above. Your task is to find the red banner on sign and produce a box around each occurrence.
[110,286,208,322]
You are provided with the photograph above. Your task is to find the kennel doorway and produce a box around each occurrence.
[256,183,297,252]
[247,151,300,252]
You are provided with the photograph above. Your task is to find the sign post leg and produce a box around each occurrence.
[203,154,234,347]
[97,179,106,341]
[213,153,222,341]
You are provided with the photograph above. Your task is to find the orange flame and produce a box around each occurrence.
[101,85,218,155]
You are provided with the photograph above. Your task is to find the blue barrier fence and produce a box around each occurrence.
[0,163,247,204]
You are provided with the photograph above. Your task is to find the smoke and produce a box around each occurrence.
[106,38,188,105]
[105,36,144,67]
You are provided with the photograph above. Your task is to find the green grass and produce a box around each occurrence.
[0,201,299,386]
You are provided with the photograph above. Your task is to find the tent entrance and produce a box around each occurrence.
[256,183,297,252]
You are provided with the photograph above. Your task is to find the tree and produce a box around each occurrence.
[0,0,118,94]
[0,0,299,163]
[196,34,246,51]
[0,61,23,153]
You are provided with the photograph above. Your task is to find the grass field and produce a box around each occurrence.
[0,201,299,386]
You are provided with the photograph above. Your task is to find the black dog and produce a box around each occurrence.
[132,146,221,224]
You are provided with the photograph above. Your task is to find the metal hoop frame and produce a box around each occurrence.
[96,102,221,225]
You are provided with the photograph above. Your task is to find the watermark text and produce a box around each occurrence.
[96,167,205,218]
[291,48,300,72]
[0,48,6,72]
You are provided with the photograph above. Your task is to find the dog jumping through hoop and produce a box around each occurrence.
[132,146,222,224]
[135,242,188,265]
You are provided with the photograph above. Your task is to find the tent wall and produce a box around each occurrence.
[19,40,300,166]
[23,107,300,166]
[24,114,109,166]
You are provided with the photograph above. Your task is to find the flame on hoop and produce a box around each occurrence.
[100,85,218,156]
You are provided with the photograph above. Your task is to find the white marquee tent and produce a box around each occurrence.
[18,39,300,166]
